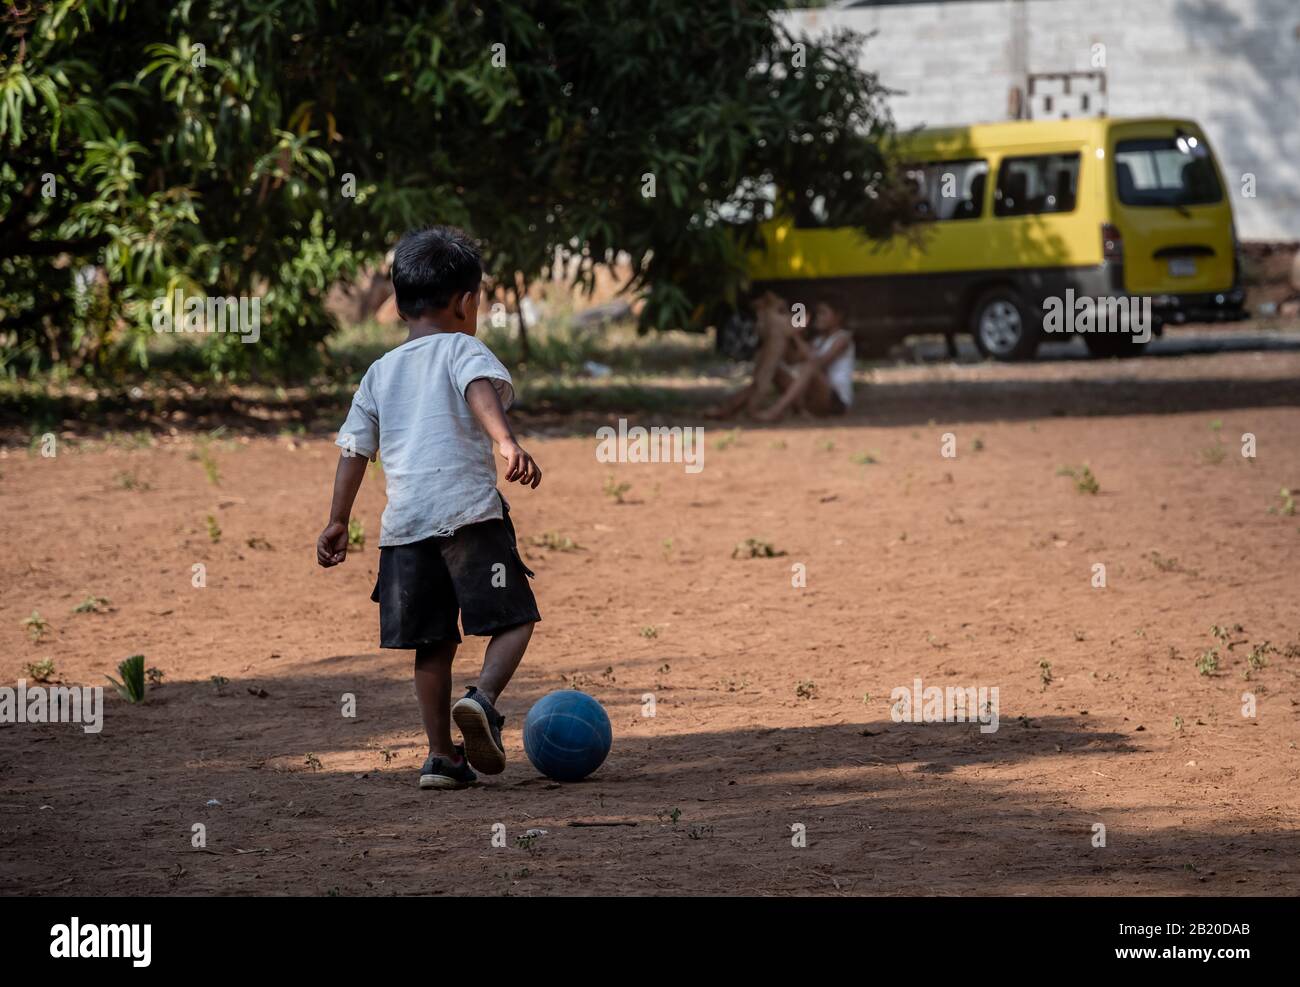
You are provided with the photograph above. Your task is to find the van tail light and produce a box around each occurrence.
[1102,223,1124,262]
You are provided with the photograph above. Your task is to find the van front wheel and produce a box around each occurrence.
[970,288,1040,361]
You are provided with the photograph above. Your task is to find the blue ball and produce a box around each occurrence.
[523,690,612,782]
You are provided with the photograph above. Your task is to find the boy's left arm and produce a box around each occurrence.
[317,453,369,566]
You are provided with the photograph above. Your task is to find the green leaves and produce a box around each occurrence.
[2,0,911,378]
[106,654,147,703]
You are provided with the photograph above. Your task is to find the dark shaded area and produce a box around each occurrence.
[3,326,1300,443]
[2,663,1293,896]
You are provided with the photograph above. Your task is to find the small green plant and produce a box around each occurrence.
[1195,649,1220,676]
[796,680,817,699]
[850,451,880,465]
[972,437,985,452]
[197,446,221,486]
[640,625,660,639]
[210,674,230,694]
[22,611,49,642]
[770,439,787,450]
[732,538,786,559]
[106,654,147,703]
[188,431,228,484]
[1210,623,1243,648]
[73,595,111,614]
[146,667,165,685]
[603,474,632,503]
[714,428,740,451]
[24,658,55,683]
[115,469,150,491]
[656,808,682,827]
[304,753,323,772]
[660,537,674,559]
[1243,642,1272,679]
[1038,659,1054,688]
[817,439,835,452]
[1267,488,1296,517]
[1173,715,1185,732]
[205,514,222,543]
[347,519,365,549]
[1057,465,1099,495]
[515,831,546,855]
[1200,442,1226,465]
[1145,551,1181,572]
[530,531,581,552]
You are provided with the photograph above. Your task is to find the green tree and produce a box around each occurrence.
[1,0,912,379]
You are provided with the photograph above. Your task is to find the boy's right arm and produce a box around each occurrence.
[317,452,368,567]
[465,377,541,488]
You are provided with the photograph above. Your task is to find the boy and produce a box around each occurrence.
[316,226,541,791]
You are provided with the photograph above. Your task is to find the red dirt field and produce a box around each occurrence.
[2,347,1299,896]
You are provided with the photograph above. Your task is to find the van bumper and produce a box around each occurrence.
[1078,262,1249,325]
[1148,287,1249,325]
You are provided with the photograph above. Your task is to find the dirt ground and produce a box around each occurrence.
[2,344,1299,896]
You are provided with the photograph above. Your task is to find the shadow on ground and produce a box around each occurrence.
[2,664,1294,896]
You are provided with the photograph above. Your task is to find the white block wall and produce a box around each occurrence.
[781,0,1300,240]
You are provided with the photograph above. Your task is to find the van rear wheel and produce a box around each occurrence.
[970,288,1040,361]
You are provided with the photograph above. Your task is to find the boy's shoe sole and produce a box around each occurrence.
[419,772,471,790]
[418,745,476,790]
[453,693,507,775]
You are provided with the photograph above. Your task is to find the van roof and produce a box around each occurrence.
[896,117,1202,155]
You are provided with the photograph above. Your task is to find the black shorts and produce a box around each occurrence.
[370,499,540,648]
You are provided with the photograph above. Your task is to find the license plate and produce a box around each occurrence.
[1168,258,1197,278]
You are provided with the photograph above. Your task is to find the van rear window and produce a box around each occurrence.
[993,153,1080,216]
[1114,137,1222,207]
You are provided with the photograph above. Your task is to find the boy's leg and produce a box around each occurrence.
[452,621,534,775]
[744,323,795,414]
[414,641,459,759]
[444,510,540,774]
[475,620,534,704]
[755,360,836,421]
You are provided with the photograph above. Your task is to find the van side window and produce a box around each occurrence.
[905,160,989,221]
[993,153,1080,216]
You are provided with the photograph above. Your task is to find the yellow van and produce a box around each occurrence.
[739,117,1246,360]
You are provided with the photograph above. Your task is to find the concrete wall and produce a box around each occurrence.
[780,0,1300,240]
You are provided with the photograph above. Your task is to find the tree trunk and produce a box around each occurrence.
[513,274,532,362]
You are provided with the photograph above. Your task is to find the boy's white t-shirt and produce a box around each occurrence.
[814,330,855,407]
[335,332,514,546]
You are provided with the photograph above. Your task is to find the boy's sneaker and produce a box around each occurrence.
[418,744,477,790]
[452,686,507,775]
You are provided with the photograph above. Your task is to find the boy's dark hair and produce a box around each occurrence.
[391,226,483,318]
